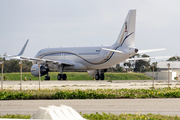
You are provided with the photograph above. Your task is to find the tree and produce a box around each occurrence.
[116,64,123,72]
[167,56,180,61]
[1,59,32,73]
[107,67,116,72]
[150,62,158,71]
[134,54,151,72]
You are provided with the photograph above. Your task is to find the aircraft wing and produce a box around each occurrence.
[4,54,74,66]
[3,40,74,66]
[21,56,73,66]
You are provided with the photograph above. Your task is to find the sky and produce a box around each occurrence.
[0,0,180,63]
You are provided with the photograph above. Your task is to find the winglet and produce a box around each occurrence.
[17,39,29,56]
[3,52,7,56]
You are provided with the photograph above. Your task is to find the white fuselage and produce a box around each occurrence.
[34,45,137,70]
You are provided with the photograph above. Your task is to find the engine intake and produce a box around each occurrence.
[31,64,49,77]
[135,48,138,53]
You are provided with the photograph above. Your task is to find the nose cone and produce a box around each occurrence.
[135,48,138,53]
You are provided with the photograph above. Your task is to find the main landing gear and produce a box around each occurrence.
[95,70,105,80]
[45,75,50,80]
[57,74,67,80]
[57,65,67,80]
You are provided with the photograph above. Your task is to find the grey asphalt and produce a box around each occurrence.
[1,80,180,116]
[0,99,180,116]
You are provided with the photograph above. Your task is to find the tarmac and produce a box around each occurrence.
[1,99,180,116]
[1,80,180,116]
[1,80,180,90]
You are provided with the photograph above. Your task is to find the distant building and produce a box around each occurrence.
[146,61,180,80]
[157,61,180,75]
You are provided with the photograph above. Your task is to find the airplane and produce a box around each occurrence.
[3,10,166,80]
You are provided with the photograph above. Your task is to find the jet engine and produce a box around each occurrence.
[31,64,49,77]
[87,69,107,77]
[87,70,97,77]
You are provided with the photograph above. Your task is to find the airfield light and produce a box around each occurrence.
[37,62,41,90]
[0,61,3,90]
[151,63,155,88]
[167,63,170,88]
[19,61,22,90]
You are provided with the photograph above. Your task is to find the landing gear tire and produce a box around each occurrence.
[95,73,104,80]
[57,74,67,80]
[100,73,104,80]
[95,74,99,80]
[45,76,50,80]
[63,74,67,80]
[57,74,61,80]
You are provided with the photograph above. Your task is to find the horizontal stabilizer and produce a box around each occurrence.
[101,48,124,54]
[126,55,172,62]
[138,48,166,54]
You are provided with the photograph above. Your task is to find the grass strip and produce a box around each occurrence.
[0,88,180,100]
[0,113,180,120]
[81,112,180,120]
[0,114,31,119]
[2,72,152,80]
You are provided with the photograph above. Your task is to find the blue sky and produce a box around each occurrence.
[0,0,180,62]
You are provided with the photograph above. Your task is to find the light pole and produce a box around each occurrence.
[38,62,41,90]
[19,61,22,90]
[167,63,170,88]
[151,63,155,88]
[0,61,3,90]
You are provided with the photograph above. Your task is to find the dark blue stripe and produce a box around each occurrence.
[104,32,134,64]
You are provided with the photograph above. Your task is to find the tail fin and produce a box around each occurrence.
[113,10,136,47]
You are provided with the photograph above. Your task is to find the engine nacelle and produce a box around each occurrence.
[31,64,49,77]
[87,70,97,77]
[87,69,107,77]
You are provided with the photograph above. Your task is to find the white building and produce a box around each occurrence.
[146,61,180,80]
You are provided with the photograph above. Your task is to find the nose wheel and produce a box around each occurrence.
[45,72,50,80]
[45,76,50,80]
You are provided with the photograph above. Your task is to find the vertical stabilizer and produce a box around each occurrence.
[113,10,136,47]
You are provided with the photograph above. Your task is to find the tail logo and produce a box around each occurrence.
[125,22,127,32]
